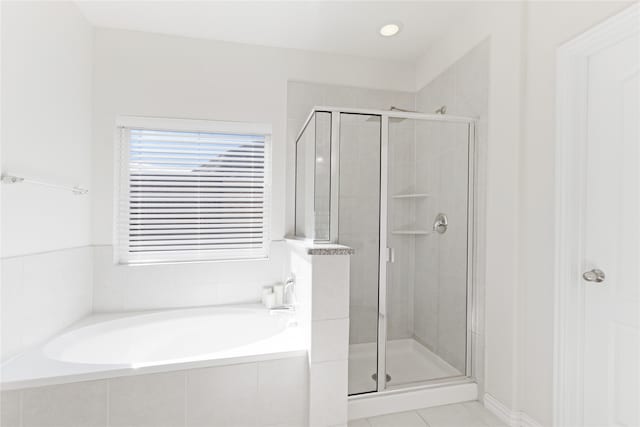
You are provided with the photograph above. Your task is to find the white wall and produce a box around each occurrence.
[91,28,415,311]
[1,1,92,257]
[518,2,633,425]
[416,1,634,425]
[0,1,94,361]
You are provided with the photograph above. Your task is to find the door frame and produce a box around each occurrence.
[553,4,639,426]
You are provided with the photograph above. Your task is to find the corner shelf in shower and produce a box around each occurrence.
[391,193,430,199]
[391,230,432,235]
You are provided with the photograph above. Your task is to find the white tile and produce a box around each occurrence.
[1,257,24,362]
[22,380,107,427]
[391,92,416,111]
[453,40,489,118]
[1,391,21,427]
[2,247,92,363]
[92,242,288,311]
[416,67,455,114]
[311,318,349,363]
[216,281,263,305]
[309,359,348,427]
[368,411,427,427]
[417,403,488,427]
[258,356,308,426]
[325,85,366,109]
[22,248,93,345]
[311,255,350,321]
[186,363,258,427]
[109,371,185,427]
[462,402,507,427]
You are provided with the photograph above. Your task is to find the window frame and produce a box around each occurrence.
[114,116,272,265]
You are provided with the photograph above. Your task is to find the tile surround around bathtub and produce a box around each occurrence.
[186,363,259,427]
[309,359,349,427]
[311,255,350,321]
[4,355,309,427]
[22,380,107,427]
[311,318,350,363]
[289,244,352,427]
[258,357,309,426]
[1,246,93,363]
[109,371,185,427]
[0,390,21,427]
[92,241,289,312]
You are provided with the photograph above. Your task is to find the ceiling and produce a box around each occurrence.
[76,1,472,62]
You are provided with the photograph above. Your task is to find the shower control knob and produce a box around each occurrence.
[582,269,605,283]
[433,213,448,234]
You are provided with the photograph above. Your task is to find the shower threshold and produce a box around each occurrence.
[348,338,462,395]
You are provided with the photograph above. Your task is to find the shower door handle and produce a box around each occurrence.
[386,247,395,263]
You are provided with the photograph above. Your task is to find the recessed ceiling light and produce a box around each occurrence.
[379,23,400,37]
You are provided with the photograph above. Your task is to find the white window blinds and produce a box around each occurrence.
[116,120,270,264]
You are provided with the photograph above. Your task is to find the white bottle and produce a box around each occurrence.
[261,286,274,306]
[264,293,276,309]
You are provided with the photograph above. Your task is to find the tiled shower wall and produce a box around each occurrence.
[386,118,418,341]
[410,119,470,373]
[414,40,490,378]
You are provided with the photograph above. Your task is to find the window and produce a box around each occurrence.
[115,117,271,264]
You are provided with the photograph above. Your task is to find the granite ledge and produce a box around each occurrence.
[284,238,355,255]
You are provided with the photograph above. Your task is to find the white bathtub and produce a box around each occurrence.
[1,304,305,390]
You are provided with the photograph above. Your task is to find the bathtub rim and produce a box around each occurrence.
[1,304,306,391]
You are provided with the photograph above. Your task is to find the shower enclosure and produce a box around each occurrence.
[294,107,476,395]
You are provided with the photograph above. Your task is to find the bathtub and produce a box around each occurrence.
[1,304,305,391]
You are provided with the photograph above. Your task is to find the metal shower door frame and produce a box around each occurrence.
[302,106,477,394]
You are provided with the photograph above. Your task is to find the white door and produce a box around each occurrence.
[582,27,640,427]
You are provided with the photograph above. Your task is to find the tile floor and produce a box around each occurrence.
[348,401,508,427]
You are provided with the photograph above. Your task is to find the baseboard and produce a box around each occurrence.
[483,393,520,426]
[348,380,477,420]
[483,393,543,427]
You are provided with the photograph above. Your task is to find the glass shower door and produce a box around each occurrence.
[383,117,472,388]
[339,113,382,395]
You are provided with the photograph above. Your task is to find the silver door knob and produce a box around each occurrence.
[583,269,605,283]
